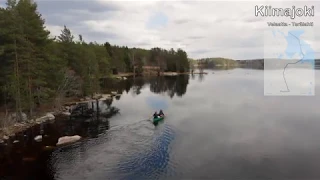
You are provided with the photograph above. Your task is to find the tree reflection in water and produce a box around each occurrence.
[198,73,204,82]
[131,78,145,96]
[147,75,189,98]
[191,73,195,80]
[101,75,189,98]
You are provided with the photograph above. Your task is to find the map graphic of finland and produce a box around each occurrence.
[264,28,315,96]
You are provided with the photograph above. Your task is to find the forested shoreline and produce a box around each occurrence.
[197,58,239,68]
[0,0,190,123]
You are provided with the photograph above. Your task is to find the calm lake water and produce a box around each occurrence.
[2,68,320,180]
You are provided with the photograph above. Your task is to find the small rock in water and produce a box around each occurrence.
[34,135,43,142]
[43,146,55,151]
[56,135,81,146]
[13,140,19,144]
[0,139,4,144]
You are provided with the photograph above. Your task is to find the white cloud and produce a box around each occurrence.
[3,0,320,59]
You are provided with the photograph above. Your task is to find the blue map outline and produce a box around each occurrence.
[272,29,315,93]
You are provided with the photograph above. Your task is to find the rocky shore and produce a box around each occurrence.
[0,93,119,145]
[0,112,60,145]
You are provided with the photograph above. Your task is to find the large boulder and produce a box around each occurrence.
[35,113,55,124]
[46,113,55,120]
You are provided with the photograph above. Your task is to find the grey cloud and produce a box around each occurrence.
[214,17,237,23]
[34,1,123,44]
[174,19,190,24]
[81,31,120,42]
[43,14,78,27]
[189,49,212,55]
[37,2,121,43]
[37,0,121,14]
[172,39,182,43]
[214,32,263,49]
[75,23,120,41]
[244,16,264,23]
[49,21,120,43]
[188,36,204,40]
[38,0,119,27]
[134,42,152,47]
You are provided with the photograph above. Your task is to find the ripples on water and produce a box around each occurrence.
[50,119,176,180]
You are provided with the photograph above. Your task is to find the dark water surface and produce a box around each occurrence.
[2,68,320,180]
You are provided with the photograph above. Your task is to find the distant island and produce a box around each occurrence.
[191,58,320,70]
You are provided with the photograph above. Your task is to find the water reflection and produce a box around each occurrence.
[101,75,190,98]
[149,76,189,98]
[198,73,204,82]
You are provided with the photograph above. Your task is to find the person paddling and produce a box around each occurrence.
[153,111,158,119]
[159,110,164,117]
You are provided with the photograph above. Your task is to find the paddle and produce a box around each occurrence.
[147,115,153,121]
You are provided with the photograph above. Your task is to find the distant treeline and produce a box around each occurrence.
[236,59,264,69]
[196,58,239,68]
[192,58,320,70]
[0,0,189,119]
[237,59,320,69]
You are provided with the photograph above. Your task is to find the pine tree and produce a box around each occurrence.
[58,25,74,43]
[14,0,52,116]
[0,0,25,121]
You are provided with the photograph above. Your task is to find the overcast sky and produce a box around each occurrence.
[1,0,320,59]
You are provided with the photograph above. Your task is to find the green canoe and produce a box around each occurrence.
[153,115,165,123]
